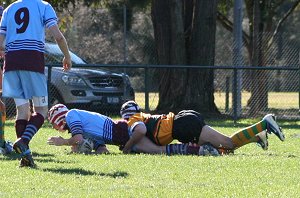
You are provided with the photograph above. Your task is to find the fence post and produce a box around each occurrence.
[47,66,52,110]
[233,68,238,124]
[225,76,230,112]
[144,66,149,111]
[123,4,128,103]
[123,4,127,65]
[233,0,243,121]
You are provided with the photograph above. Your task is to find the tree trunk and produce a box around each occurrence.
[248,0,268,115]
[152,0,219,114]
[187,0,218,112]
[151,0,187,111]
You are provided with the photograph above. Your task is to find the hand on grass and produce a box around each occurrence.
[122,144,132,154]
[47,136,66,146]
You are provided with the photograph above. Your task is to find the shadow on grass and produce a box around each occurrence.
[42,168,129,178]
[233,152,299,158]
[32,152,55,157]
[36,158,74,164]
[0,152,67,164]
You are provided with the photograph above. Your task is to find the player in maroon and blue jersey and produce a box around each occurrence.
[0,0,72,167]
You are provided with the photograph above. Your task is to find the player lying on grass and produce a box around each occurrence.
[119,101,285,155]
[47,104,220,156]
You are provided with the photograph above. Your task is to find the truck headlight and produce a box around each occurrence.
[61,75,87,86]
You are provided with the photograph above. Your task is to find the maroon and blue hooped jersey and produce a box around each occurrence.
[65,109,130,146]
[0,0,57,73]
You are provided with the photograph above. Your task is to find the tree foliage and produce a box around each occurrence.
[3,0,300,114]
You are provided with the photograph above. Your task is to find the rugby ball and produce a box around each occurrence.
[77,138,94,154]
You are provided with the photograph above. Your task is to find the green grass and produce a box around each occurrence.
[1,119,300,197]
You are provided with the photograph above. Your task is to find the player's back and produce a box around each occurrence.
[128,112,175,145]
[0,0,57,72]
[65,109,115,142]
[3,0,56,52]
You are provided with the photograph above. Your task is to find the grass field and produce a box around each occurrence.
[1,118,300,197]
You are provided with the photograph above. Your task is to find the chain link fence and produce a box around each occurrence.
[1,5,299,120]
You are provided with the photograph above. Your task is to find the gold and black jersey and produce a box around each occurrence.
[127,112,175,145]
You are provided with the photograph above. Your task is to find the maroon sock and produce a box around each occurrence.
[166,144,200,155]
[21,113,45,145]
[186,145,200,155]
[15,119,28,138]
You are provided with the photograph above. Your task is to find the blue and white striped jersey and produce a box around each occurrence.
[0,0,57,73]
[65,109,130,146]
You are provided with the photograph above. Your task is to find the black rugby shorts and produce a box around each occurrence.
[172,110,206,143]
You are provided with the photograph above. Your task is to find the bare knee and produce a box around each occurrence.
[199,125,235,149]
[16,103,31,120]
[33,106,48,118]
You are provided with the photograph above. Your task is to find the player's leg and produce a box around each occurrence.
[0,69,4,150]
[172,110,269,151]
[198,125,234,149]
[172,110,234,150]
[1,71,31,159]
[13,71,48,167]
[133,136,218,156]
[0,110,5,149]
[12,99,35,166]
[262,114,284,141]
[230,119,267,148]
[14,99,31,138]
[200,123,269,151]
[0,110,13,154]
[133,137,200,155]
[199,116,272,151]
[255,130,269,150]
[20,96,47,145]
[165,142,220,156]
[14,102,48,167]
[0,69,12,154]
[133,137,166,154]
[2,71,30,139]
[229,114,284,149]
[15,71,47,144]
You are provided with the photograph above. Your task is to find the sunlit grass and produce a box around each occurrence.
[135,92,299,111]
[1,119,300,197]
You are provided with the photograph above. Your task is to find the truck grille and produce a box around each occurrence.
[88,76,123,88]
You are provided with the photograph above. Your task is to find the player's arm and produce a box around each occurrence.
[93,140,109,154]
[123,122,147,154]
[47,134,84,146]
[48,25,72,71]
